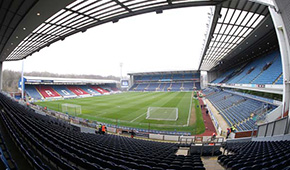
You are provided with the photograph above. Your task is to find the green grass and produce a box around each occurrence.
[35,92,205,134]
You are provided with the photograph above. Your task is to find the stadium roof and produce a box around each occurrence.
[198,0,274,71]
[128,70,199,76]
[23,76,118,84]
[0,0,225,62]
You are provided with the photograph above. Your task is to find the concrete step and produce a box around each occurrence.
[176,147,190,155]
[202,156,225,170]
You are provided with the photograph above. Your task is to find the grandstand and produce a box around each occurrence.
[0,0,290,170]
[210,50,282,85]
[22,76,119,101]
[128,71,201,92]
[203,88,279,131]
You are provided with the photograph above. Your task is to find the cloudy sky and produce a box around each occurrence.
[3,6,211,77]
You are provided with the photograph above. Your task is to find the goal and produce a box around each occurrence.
[62,103,82,116]
[146,107,178,121]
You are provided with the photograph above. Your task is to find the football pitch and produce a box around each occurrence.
[36,92,205,134]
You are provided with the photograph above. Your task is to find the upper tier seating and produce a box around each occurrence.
[252,54,282,84]
[141,75,151,81]
[151,75,160,81]
[238,51,278,84]
[0,93,205,170]
[218,140,290,170]
[25,85,43,99]
[67,86,90,96]
[211,68,235,84]
[172,74,183,80]
[35,85,61,98]
[184,73,193,80]
[53,85,77,97]
[276,75,283,84]
[135,73,199,82]
[130,82,200,92]
[212,50,283,85]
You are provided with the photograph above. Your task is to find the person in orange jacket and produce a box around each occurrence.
[101,125,106,135]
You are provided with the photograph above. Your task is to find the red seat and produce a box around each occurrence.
[35,85,61,98]
[66,86,89,96]
[90,86,109,94]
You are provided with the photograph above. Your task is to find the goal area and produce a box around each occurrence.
[62,103,82,116]
[146,107,178,121]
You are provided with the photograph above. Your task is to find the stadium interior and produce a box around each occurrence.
[0,0,290,170]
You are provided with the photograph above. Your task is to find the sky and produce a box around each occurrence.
[3,6,211,77]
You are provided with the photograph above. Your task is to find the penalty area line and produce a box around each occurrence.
[130,112,147,123]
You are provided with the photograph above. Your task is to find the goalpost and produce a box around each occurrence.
[146,107,178,121]
[62,103,82,116]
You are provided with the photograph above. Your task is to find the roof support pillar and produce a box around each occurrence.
[269,1,290,133]
[21,60,25,100]
[0,62,3,91]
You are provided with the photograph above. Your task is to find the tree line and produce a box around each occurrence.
[2,70,120,92]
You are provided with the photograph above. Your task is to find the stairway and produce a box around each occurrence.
[202,156,224,170]
[175,147,189,156]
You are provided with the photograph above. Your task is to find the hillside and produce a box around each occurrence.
[2,70,120,92]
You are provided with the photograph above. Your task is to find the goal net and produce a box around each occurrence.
[146,107,178,121]
[62,103,82,116]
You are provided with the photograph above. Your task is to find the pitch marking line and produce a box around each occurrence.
[130,112,147,122]
[95,112,108,117]
[186,92,194,126]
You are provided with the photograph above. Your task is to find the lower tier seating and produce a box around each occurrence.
[80,86,101,95]
[218,140,290,170]
[0,131,17,170]
[25,85,43,99]
[53,85,77,97]
[35,85,61,98]
[205,88,277,131]
[90,86,109,94]
[0,93,205,170]
[67,86,89,96]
